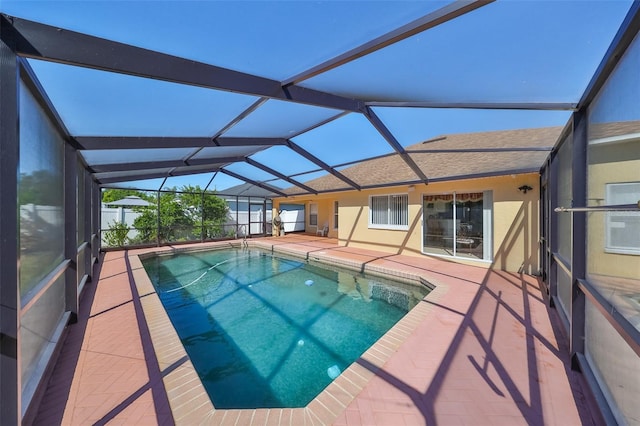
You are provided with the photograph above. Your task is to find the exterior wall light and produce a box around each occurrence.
[518,185,533,194]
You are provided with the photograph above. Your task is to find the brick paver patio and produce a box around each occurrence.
[32,235,599,425]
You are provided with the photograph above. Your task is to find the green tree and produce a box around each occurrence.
[179,185,229,239]
[129,186,229,244]
[19,170,63,206]
[132,190,190,243]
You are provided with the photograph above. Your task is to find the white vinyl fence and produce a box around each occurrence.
[224,208,273,236]
[20,204,63,228]
[102,204,273,244]
[101,207,142,244]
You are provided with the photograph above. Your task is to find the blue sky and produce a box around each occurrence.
[3,0,633,191]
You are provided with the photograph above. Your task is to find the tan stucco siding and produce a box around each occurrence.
[309,198,336,237]
[273,173,540,273]
[587,142,640,279]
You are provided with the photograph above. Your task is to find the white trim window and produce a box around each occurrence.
[309,203,318,226]
[333,201,339,229]
[605,182,640,255]
[369,194,408,230]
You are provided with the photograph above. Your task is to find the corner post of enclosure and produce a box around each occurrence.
[83,171,92,282]
[64,144,78,322]
[539,161,549,296]
[92,181,100,263]
[0,20,22,424]
[156,190,161,247]
[204,172,216,241]
[263,198,267,236]
[201,190,205,243]
[570,110,588,364]
[548,148,559,304]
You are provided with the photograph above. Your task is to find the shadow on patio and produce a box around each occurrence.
[31,235,599,425]
[334,269,597,425]
[32,251,175,425]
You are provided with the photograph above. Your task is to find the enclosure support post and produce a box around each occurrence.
[156,190,161,247]
[570,110,587,363]
[201,191,205,243]
[548,147,559,304]
[83,170,92,282]
[263,199,267,236]
[92,181,100,263]
[248,196,252,237]
[64,143,78,322]
[0,24,22,424]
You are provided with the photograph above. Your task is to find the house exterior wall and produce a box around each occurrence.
[587,141,640,279]
[274,173,540,274]
[579,26,640,425]
[309,198,336,237]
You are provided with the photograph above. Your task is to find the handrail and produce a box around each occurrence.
[77,241,89,254]
[578,278,640,358]
[555,201,639,212]
[238,224,248,247]
[21,259,71,314]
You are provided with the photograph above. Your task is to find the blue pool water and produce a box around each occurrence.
[142,248,428,409]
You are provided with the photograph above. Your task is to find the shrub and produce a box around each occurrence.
[103,220,130,247]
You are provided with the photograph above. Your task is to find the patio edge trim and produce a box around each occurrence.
[127,239,446,425]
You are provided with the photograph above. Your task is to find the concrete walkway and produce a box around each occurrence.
[32,235,598,425]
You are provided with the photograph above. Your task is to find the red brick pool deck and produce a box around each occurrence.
[32,235,599,425]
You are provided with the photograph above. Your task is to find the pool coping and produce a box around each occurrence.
[128,240,449,425]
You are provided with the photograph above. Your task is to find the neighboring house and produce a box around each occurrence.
[272,126,563,274]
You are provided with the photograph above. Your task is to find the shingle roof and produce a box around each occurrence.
[408,127,561,150]
[219,183,282,198]
[589,120,640,140]
[285,126,563,195]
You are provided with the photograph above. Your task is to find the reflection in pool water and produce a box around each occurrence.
[142,248,428,409]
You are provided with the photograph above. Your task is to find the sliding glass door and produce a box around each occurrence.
[423,192,490,260]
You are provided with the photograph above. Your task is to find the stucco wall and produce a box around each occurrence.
[274,173,541,273]
[308,198,337,237]
[587,142,640,279]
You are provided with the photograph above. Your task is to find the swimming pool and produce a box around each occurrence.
[142,248,429,409]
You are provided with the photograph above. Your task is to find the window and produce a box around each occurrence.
[605,182,640,255]
[333,201,339,229]
[309,203,318,226]
[423,191,492,261]
[369,194,408,230]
